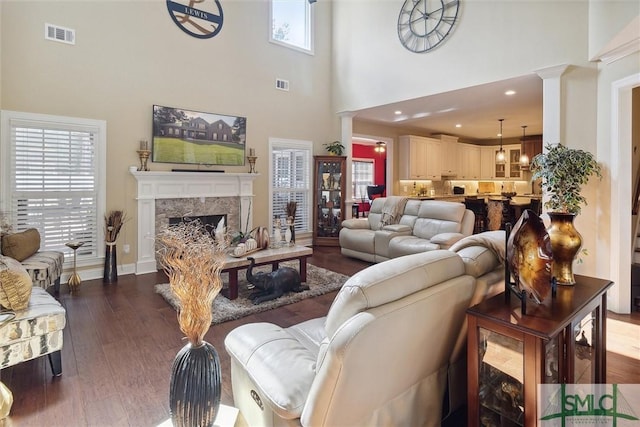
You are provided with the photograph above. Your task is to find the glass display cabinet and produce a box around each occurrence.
[313,155,346,246]
[467,275,613,427]
[495,149,506,178]
[509,147,522,178]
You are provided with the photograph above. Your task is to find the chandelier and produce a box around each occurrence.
[495,119,506,164]
[374,141,386,153]
[519,125,529,169]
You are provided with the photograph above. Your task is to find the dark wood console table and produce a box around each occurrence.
[467,275,613,427]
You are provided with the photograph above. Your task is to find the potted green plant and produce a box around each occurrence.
[530,143,602,285]
[323,141,345,156]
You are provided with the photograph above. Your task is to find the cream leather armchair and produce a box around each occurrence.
[224,250,478,427]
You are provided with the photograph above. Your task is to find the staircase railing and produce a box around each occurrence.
[632,162,640,261]
[634,162,640,215]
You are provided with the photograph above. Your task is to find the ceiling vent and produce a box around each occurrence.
[45,23,75,45]
[275,79,290,92]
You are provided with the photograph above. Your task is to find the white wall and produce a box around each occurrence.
[0,0,338,266]
[589,0,640,59]
[332,0,591,112]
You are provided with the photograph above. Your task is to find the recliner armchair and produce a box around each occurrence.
[224,250,479,427]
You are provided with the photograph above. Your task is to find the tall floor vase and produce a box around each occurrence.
[170,341,222,427]
[103,243,118,284]
[547,212,582,286]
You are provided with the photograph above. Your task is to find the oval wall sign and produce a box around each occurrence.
[166,0,224,39]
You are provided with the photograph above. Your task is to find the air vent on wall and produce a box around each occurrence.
[45,23,75,45]
[275,79,290,91]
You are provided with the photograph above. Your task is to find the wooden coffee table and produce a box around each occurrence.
[221,245,313,300]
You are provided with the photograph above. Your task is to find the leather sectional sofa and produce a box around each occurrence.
[224,232,506,426]
[339,197,475,263]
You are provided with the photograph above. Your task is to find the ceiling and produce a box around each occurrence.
[352,74,543,144]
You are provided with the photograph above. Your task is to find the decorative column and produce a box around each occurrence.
[339,111,355,218]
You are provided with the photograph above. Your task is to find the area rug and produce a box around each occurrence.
[154,262,349,325]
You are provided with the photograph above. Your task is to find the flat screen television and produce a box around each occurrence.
[152,105,246,166]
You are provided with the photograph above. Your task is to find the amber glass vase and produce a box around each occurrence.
[547,212,582,285]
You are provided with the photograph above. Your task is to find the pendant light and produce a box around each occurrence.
[519,125,530,169]
[495,119,506,164]
[374,141,386,153]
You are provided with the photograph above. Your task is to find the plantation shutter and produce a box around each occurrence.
[3,112,105,259]
[270,140,312,233]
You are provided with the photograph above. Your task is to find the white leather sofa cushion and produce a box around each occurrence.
[396,199,421,228]
[324,250,465,336]
[455,244,501,278]
[387,235,440,258]
[373,224,412,259]
[412,201,466,240]
[225,322,318,419]
[338,227,376,256]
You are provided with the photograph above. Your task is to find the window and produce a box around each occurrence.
[270,0,314,54]
[270,138,312,234]
[0,111,106,262]
[352,159,374,200]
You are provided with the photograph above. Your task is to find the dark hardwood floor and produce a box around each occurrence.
[2,246,639,426]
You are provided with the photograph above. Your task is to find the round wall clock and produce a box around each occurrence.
[397,0,460,53]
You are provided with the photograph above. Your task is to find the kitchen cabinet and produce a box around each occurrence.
[399,135,441,180]
[481,146,497,179]
[458,143,481,179]
[436,134,459,176]
[313,156,346,246]
[467,276,613,427]
[507,145,522,179]
[478,144,523,180]
[520,136,543,171]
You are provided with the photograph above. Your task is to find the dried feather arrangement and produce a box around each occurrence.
[104,210,127,243]
[156,219,228,345]
[285,201,297,220]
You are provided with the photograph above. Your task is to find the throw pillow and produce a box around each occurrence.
[0,256,33,310]
[1,228,40,262]
[0,381,12,420]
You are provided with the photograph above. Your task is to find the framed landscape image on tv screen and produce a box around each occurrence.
[152,105,246,166]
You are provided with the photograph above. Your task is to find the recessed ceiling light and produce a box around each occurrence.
[394,110,402,115]
[455,124,462,128]
[505,90,516,96]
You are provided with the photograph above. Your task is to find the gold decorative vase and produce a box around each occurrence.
[547,212,582,285]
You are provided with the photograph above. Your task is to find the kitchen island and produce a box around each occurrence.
[407,194,542,231]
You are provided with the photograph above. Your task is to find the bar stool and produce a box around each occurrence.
[464,197,487,234]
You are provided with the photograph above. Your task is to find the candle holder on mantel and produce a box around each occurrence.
[247,155,257,174]
[137,150,151,171]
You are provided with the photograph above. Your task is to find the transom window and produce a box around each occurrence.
[270,0,314,54]
[352,159,374,201]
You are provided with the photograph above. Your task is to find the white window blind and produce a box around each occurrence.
[1,111,106,260]
[352,159,374,201]
[270,139,312,233]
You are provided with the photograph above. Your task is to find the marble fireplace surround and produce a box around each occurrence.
[130,169,259,274]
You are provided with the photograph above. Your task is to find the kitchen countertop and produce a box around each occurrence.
[408,193,541,201]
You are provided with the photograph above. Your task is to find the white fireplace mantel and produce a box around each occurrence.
[130,169,259,274]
